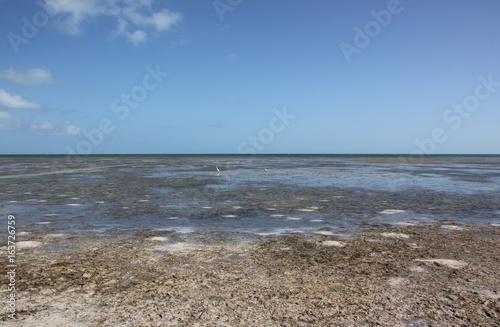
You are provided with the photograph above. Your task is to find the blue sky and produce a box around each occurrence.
[0,0,499,154]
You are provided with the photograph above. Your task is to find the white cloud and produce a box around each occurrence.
[30,121,55,133]
[0,68,52,86]
[43,0,119,35]
[127,29,147,45]
[124,8,181,32]
[150,10,181,31]
[42,0,182,45]
[115,18,128,35]
[0,89,41,110]
[0,111,20,130]
[63,121,81,135]
[30,120,81,136]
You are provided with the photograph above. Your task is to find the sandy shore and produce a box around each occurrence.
[2,225,499,326]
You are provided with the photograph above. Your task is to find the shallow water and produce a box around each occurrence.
[1,155,499,237]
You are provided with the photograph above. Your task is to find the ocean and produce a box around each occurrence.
[1,155,500,238]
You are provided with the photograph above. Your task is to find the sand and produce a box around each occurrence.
[148,236,169,242]
[380,232,410,239]
[2,225,499,326]
[16,241,43,249]
[414,258,467,269]
[441,225,466,231]
[314,231,335,236]
[320,240,346,247]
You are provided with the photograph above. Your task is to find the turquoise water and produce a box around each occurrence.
[1,155,499,237]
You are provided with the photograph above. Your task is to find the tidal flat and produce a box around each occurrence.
[1,155,499,325]
[3,225,499,326]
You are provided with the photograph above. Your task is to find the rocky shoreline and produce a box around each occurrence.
[2,225,500,326]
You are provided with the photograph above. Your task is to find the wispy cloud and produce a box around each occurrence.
[127,29,148,45]
[30,120,81,136]
[42,0,182,45]
[0,111,20,130]
[0,68,52,86]
[0,89,41,110]
[208,94,250,106]
[202,123,225,129]
[170,37,190,47]
[63,121,81,135]
[30,120,55,133]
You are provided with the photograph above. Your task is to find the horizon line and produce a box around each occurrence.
[1,153,499,157]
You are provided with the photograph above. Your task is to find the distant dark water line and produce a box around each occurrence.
[1,154,500,159]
